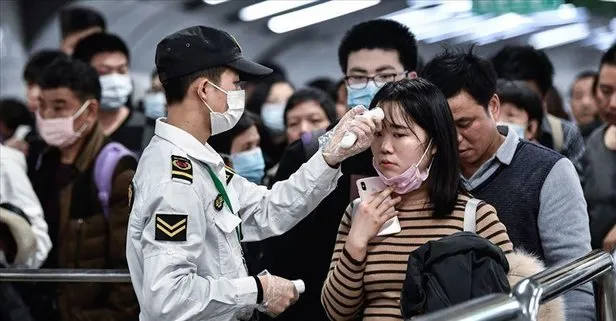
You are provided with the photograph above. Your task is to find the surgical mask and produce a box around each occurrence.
[497,122,526,139]
[143,92,167,119]
[373,140,433,194]
[99,73,133,110]
[347,82,382,108]
[201,82,245,136]
[261,102,286,134]
[36,100,91,148]
[231,147,265,184]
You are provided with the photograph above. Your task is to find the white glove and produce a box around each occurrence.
[321,105,383,165]
[257,273,299,317]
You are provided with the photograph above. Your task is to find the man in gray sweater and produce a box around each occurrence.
[423,49,595,321]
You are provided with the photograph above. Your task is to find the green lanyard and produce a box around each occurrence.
[205,165,243,241]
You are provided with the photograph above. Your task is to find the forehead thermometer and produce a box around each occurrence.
[339,107,384,149]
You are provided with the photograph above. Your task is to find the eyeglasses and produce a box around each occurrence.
[344,71,408,89]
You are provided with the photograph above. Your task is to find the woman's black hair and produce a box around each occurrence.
[283,88,337,126]
[208,111,258,155]
[370,78,461,217]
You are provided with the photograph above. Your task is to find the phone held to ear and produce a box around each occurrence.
[356,177,401,236]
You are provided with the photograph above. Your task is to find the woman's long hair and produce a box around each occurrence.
[370,78,461,217]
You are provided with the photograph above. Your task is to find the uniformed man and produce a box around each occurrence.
[126,26,380,321]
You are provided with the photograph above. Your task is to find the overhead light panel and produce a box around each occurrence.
[268,0,381,34]
[203,0,229,4]
[240,0,318,22]
[529,23,590,49]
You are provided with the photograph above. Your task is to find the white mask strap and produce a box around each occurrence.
[416,139,432,165]
[72,100,91,119]
[208,81,228,95]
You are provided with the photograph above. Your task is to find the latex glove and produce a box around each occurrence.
[321,105,382,166]
[258,274,299,317]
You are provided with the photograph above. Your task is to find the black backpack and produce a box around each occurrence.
[400,200,510,318]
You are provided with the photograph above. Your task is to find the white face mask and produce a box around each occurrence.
[497,121,526,139]
[99,73,133,110]
[200,82,245,136]
[261,102,286,134]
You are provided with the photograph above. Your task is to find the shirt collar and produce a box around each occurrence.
[154,118,224,167]
[494,125,519,166]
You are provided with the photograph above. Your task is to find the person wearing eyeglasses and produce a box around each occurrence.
[258,20,419,321]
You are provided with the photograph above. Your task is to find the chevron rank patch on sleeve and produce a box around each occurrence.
[155,214,188,241]
[171,155,193,184]
[224,165,235,185]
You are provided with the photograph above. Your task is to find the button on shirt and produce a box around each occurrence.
[126,119,342,321]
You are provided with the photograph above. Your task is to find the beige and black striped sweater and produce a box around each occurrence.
[321,194,514,321]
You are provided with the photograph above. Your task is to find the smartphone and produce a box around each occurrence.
[356,177,401,236]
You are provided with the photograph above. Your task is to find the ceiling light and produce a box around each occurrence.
[267,0,381,34]
[203,0,229,5]
[240,0,318,21]
[529,23,591,49]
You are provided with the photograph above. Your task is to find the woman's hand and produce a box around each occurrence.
[346,187,401,260]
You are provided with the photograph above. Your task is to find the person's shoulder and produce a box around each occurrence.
[455,193,496,216]
[135,139,191,185]
[586,124,608,145]
[558,117,583,137]
[0,145,26,167]
[517,140,564,160]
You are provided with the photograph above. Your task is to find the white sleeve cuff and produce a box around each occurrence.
[231,276,258,305]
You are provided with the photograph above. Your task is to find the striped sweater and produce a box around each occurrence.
[321,194,514,321]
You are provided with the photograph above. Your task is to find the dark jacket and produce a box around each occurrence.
[401,232,511,319]
[29,125,139,321]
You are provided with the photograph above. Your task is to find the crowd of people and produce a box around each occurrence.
[0,5,614,321]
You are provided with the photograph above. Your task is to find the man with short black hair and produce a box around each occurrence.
[29,57,138,321]
[126,25,378,321]
[585,43,616,253]
[23,50,69,113]
[491,45,586,179]
[423,49,595,321]
[59,6,106,55]
[73,32,144,154]
[261,19,418,321]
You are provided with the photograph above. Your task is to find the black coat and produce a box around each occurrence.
[401,232,511,319]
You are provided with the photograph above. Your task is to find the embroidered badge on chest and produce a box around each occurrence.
[214,194,224,211]
[171,155,193,184]
[155,214,188,241]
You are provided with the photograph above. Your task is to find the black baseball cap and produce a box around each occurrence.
[155,25,272,82]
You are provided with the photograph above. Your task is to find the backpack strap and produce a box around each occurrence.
[93,142,136,219]
[301,128,327,160]
[546,115,564,153]
[464,198,481,233]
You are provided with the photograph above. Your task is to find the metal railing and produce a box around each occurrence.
[0,269,131,283]
[412,249,616,321]
[1,250,614,321]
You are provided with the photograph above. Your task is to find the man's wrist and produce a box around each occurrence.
[322,153,340,168]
